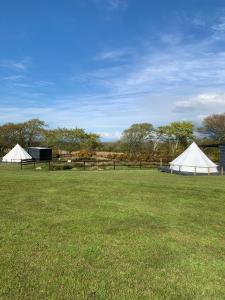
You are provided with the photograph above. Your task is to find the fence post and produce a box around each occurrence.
[140,161,142,169]
[113,161,116,170]
[21,160,22,169]
[83,161,86,170]
[194,167,197,176]
[208,167,210,176]
[160,158,162,167]
[221,166,224,176]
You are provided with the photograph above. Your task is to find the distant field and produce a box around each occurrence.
[0,166,225,299]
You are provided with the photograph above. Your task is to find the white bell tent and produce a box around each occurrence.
[170,142,218,174]
[2,144,32,163]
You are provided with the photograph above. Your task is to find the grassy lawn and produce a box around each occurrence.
[0,166,225,299]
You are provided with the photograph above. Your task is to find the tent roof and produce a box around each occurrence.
[170,142,217,168]
[2,144,32,162]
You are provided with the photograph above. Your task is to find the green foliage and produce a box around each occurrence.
[0,119,101,155]
[119,121,194,160]
[198,113,225,143]
[23,119,47,146]
[0,114,224,162]
[0,119,46,153]
[50,164,73,171]
[43,128,101,151]
[158,121,194,154]
[121,123,154,156]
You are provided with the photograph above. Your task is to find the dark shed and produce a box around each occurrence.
[219,145,225,168]
[28,147,52,161]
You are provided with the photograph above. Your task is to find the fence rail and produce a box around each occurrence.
[1,158,164,170]
[51,159,163,170]
[20,159,51,169]
[20,159,36,169]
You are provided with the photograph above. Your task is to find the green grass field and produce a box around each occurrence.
[1,166,225,299]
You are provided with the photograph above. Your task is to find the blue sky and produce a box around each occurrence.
[1,0,225,140]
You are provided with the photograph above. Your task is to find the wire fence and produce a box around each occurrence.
[51,159,162,170]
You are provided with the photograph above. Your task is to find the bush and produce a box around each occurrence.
[71,150,94,160]
[50,164,73,171]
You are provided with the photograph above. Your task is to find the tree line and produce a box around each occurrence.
[0,113,225,160]
[0,119,100,155]
[118,113,225,160]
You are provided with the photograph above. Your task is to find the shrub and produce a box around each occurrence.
[71,150,94,160]
[50,164,73,171]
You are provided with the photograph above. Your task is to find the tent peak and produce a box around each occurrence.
[2,144,32,163]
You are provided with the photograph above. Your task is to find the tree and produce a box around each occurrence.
[23,119,47,146]
[43,128,101,151]
[158,121,194,154]
[121,123,154,157]
[81,133,101,151]
[0,123,26,153]
[0,119,100,155]
[0,118,46,155]
[198,113,225,143]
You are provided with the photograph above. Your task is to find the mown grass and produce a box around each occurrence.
[0,165,225,299]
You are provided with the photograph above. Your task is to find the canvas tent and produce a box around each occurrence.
[170,142,218,174]
[2,144,32,163]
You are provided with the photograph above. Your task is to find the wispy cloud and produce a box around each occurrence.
[80,42,225,97]
[90,0,127,10]
[2,13,225,138]
[69,18,225,130]
[106,0,127,10]
[1,74,54,91]
[3,75,25,81]
[0,57,31,72]
[94,47,133,61]
[212,17,225,33]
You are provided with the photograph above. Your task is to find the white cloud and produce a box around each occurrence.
[11,63,27,71]
[97,131,122,139]
[212,18,225,33]
[90,0,127,10]
[68,23,225,130]
[94,48,133,61]
[174,93,225,114]
[82,44,225,98]
[107,0,127,9]
[2,15,225,136]
[3,75,25,81]
[0,57,31,72]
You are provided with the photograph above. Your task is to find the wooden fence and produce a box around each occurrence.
[19,158,167,171]
[20,159,51,169]
[52,159,163,170]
